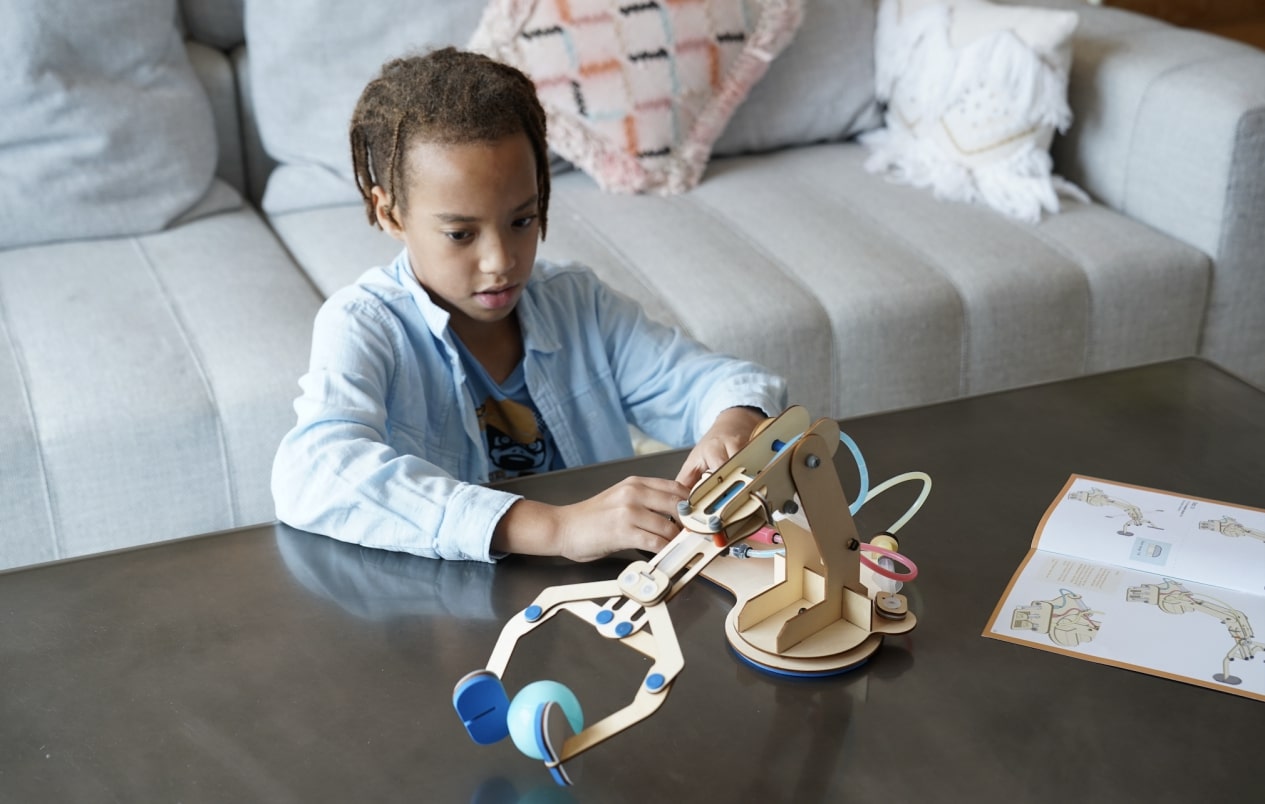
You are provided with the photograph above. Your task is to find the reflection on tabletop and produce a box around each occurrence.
[275,525,501,622]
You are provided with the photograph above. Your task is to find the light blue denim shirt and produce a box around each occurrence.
[272,250,787,562]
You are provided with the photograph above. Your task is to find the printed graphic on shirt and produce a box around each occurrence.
[476,396,550,480]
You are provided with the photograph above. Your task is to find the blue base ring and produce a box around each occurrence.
[728,643,870,678]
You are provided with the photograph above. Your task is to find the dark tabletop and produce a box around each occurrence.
[2,359,1262,803]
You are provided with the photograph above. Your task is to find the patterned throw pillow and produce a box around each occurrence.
[861,0,1087,222]
[470,0,804,195]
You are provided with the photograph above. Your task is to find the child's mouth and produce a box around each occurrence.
[474,286,518,310]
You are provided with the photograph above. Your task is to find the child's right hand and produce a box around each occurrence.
[493,476,689,562]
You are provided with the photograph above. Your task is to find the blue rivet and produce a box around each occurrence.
[772,439,786,452]
[595,610,614,625]
[525,605,543,622]
[645,673,665,691]
[615,621,633,637]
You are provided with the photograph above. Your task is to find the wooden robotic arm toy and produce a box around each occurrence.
[452,406,925,786]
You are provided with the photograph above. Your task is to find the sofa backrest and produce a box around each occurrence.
[180,0,245,51]
[176,0,881,211]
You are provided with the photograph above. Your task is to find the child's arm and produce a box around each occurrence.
[492,475,691,563]
[272,291,515,562]
[274,284,691,564]
[568,268,787,456]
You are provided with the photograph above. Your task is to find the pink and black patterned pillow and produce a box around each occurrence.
[471,0,803,195]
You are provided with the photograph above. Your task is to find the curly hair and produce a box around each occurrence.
[349,47,550,237]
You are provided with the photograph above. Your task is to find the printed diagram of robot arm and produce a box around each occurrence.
[1010,588,1102,647]
[1126,579,1265,685]
[1199,516,1265,544]
[452,406,921,786]
[1067,487,1156,536]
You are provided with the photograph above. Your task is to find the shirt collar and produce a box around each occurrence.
[392,249,562,354]
[393,249,452,339]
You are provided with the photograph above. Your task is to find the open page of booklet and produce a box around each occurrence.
[985,474,1265,702]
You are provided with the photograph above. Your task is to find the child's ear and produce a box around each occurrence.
[371,186,405,240]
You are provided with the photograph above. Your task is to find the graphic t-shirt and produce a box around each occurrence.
[455,338,564,482]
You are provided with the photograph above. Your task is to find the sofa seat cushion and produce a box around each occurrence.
[264,142,1210,422]
[686,144,1209,415]
[0,203,322,570]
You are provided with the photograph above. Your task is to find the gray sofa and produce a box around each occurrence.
[2,0,1262,571]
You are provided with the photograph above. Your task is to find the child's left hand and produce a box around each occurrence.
[674,406,768,490]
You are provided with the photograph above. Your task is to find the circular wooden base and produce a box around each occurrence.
[723,607,884,676]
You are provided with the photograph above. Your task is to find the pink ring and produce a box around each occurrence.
[858,542,918,582]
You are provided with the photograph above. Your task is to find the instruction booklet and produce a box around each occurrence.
[984,474,1265,702]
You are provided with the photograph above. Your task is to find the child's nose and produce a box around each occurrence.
[479,236,514,275]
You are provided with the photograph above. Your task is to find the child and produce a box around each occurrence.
[271,48,787,563]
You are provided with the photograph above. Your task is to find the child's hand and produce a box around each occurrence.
[674,407,767,489]
[493,476,690,562]
[554,476,691,562]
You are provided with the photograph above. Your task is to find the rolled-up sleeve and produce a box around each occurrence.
[271,295,515,562]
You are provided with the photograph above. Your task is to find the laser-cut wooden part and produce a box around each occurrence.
[460,405,924,782]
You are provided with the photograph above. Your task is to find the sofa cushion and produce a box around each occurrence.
[179,0,245,50]
[187,40,246,197]
[265,141,1210,423]
[0,207,322,570]
[245,0,487,214]
[712,0,883,157]
[690,144,1208,412]
[469,0,803,195]
[863,0,1083,222]
[268,207,402,298]
[0,0,229,249]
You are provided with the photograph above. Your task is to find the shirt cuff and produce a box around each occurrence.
[697,375,789,438]
[435,483,523,562]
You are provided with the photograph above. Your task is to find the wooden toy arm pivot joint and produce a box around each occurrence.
[646,406,825,598]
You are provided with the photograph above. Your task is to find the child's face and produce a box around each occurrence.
[374,132,540,339]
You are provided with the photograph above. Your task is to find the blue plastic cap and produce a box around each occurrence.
[452,671,510,745]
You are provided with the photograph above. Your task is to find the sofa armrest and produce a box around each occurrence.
[1052,4,1265,388]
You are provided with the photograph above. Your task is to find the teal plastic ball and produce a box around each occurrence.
[507,680,584,760]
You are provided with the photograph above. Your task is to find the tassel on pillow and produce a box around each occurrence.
[863,0,1088,223]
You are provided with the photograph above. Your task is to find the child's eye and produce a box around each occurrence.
[445,230,473,243]
[512,215,537,230]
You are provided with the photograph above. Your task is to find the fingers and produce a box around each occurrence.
[674,458,702,488]
[554,476,690,561]
[617,475,690,515]
[612,477,688,548]
[674,436,739,487]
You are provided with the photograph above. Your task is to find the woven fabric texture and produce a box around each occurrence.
[471,0,803,194]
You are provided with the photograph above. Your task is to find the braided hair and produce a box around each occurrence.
[349,47,550,237]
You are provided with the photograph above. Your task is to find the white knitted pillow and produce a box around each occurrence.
[862,0,1087,222]
[470,0,803,195]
